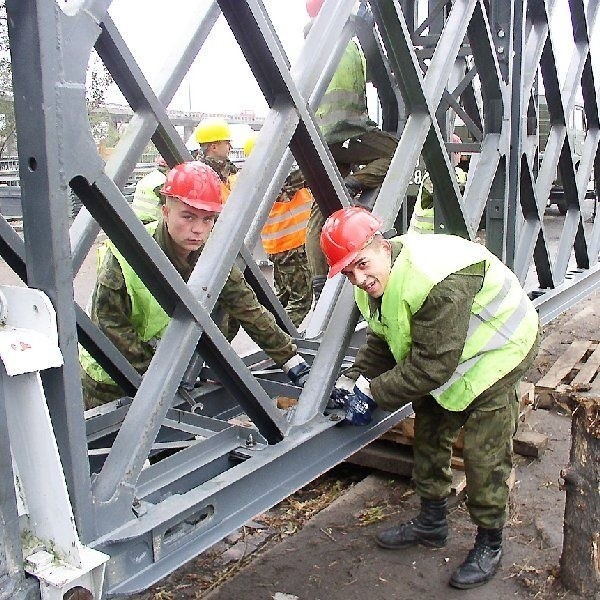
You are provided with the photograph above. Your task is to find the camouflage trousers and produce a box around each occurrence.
[328,129,399,188]
[271,246,313,327]
[81,369,124,409]
[412,335,540,529]
[306,130,398,281]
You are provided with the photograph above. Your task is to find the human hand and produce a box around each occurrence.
[344,375,377,426]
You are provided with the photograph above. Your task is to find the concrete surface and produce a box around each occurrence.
[203,411,573,600]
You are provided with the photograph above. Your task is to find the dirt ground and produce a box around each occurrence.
[128,292,600,600]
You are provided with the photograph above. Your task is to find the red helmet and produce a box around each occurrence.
[161,161,223,212]
[320,207,384,277]
[306,0,324,18]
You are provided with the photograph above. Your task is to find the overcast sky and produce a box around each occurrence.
[108,0,308,116]
[106,1,588,118]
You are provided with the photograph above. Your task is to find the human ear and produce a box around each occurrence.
[382,239,392,259]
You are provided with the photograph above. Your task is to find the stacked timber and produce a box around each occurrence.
[348,382,539,495]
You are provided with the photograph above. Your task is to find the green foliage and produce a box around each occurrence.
[0,1,16,158]
[0,1,117,156]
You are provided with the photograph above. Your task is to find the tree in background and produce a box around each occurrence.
[0,0,115,160]
[0,2,16,159]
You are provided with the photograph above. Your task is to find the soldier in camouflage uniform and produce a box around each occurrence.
[266,170,312,327]
[195,118,242,337]
[303,3,398,298]
[80,162,311,409]
[131,156,169,223]
[244,137,313,328]
[195,117,239,198]
[321,207,540,590]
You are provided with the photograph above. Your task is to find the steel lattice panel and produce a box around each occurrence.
[0,0,599,597]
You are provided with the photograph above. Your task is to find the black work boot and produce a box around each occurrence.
[376,497,448,549]
[449,527,503,589]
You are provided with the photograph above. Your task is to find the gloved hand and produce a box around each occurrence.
[283,355,310,387]
[344,375,377,426]
[327,375,356,409]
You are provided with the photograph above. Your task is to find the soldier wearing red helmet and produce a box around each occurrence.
[303,0,398,300]
[320,207,540,590]
[305,0,324,18]
[81,162,310,407]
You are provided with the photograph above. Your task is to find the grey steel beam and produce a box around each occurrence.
[90,0,365,523]
[522,3,549,103]
[506,0,526,268]
[464,134,502,229]
[0,368,40,600]
[484,0,511,257]
[6,0,95,541]
[95,15,191,163]
[515,156,554,286]
[98,402,414,597]
[533,263,600,325]
[370,0,471,237]
[5,1,600,597]
[70,2,221,272]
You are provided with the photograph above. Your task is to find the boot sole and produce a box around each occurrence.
[448,574,495,589]
[376,538,447,550]
[448,560,501,589]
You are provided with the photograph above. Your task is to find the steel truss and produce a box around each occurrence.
[0,0,599,597]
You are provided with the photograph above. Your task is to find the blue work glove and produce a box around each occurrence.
[344,375,377,426]
[327,375,356,409]
[283,355,310,387]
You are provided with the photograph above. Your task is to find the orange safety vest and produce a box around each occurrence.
[261,188,312,255]
[220,173,238,202]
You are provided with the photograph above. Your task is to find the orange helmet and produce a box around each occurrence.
[320,207,383,277]
[161,162,223,212]
[306,0,324,18]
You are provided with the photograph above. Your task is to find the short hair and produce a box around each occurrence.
[365,232,385,249]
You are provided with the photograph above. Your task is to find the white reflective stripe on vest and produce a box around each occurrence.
[433,285,534,396]
[264,202,311,227]
[261,219,308,241]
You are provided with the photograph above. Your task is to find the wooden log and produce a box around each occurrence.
[559,395,600,596]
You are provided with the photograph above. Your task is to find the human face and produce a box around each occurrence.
[341,239,392,298]
[162,199,217,258]
[208,140,232,160]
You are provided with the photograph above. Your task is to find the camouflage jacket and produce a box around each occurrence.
[89,220,297,381]
[278,168,306,202]
[200,155,239,183]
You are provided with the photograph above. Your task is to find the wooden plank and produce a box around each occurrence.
[513,430,549,458]
[348,441,466,493]
[347,441,414,477]
[571,346,600,386]
[520,381,535,406]
[451,470,466,496]
[536,340,591,389]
